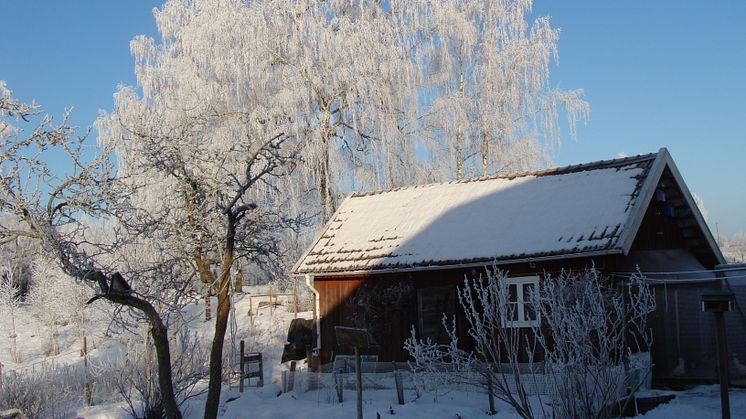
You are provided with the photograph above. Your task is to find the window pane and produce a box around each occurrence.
[524,302,536,322]
[522,283,535,302]
[508,284,518,302]
[418,286,456,345]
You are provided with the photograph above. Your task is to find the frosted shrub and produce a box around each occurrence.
[0,265,22,362]
[404,266,655,419]
[0,364,83,419]
[403,317,474,401]
[404,269,542,417]
[533,269,655,419]
[27,259,90,356]
[100,328,209,419]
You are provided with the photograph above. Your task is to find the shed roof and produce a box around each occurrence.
[293,148,724,276]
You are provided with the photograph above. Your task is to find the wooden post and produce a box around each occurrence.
[714,311,731,419]
[257,354,264,387]
[486,369,496,415]
[293,278,299,318]
[269,284,274,317]
[239,340,245,393]
[334,369,344,402]
[83,336,93,407]
[702,292,734,419]
[355,347,363,419]
[393,362,404,405]
[289,361,296,392]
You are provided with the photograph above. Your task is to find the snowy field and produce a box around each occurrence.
[2,287,745,419]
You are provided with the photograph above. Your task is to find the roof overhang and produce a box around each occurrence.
[293,248,625,278]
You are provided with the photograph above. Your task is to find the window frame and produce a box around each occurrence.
[502,275,540,328]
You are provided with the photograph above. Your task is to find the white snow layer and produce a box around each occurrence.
[297,163,647,274]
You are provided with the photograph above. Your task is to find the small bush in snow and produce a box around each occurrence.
[0,363,83,419]
[533,268,655,419]
[404,266,655,419]
[0,264,22,362]
[97,327,209,418]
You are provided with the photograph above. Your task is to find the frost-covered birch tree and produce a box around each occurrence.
[396,0,589,180]
[96,1,303,417]
[259,0,419,221]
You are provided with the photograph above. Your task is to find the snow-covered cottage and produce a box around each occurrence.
[293,148,727,379]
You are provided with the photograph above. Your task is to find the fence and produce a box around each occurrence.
[616,266,746,387]
[275,360,635,412]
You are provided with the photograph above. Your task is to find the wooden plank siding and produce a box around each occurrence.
[314,255,624,364]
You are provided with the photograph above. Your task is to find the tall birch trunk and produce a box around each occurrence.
[455,63,465,181]
[481,128,489,177]
[318,109,335,223]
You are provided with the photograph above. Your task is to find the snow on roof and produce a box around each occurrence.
[294,152,662,275]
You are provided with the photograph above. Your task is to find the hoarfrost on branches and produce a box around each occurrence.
[97,2,305,416]
[0,82,184,419]
[394,0,589,180]
[405,266,655,419]
[0,262,22,362]
[533,268,655,418]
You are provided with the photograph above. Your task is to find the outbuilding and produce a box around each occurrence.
[293,148,728,381]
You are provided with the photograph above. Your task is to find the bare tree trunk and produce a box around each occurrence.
[194,246,217,322]
[148,309,181,419]
[456,128,463,180]
[92,273,181,419]
[204,217,236,419]
[481,128,488,177]
[145,329,154,408]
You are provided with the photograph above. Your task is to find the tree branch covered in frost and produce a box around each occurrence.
[403,316,473,400]
[456,268,540,418]
[405,268,538,418]
[0,262,22,362]
[0,363,84,419]
[112,0,589,229]
[0,82,184,419]
[393,0,589,180]
[405,266,655,419]
[94,326,209,419]
[531,268,655,419]
[97,2,309,415]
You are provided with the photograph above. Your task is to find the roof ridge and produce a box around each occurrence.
[349,150,660,199]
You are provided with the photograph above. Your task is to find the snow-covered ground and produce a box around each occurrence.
[3,286,745,418]
[73,382,746,419]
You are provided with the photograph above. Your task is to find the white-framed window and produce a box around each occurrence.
[503,275,539,328]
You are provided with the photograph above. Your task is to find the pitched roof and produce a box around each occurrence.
[293,148,724,276]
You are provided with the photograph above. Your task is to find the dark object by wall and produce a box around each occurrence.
[281,318,314,363]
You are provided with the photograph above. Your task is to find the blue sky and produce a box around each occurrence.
[1,1,744,236]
